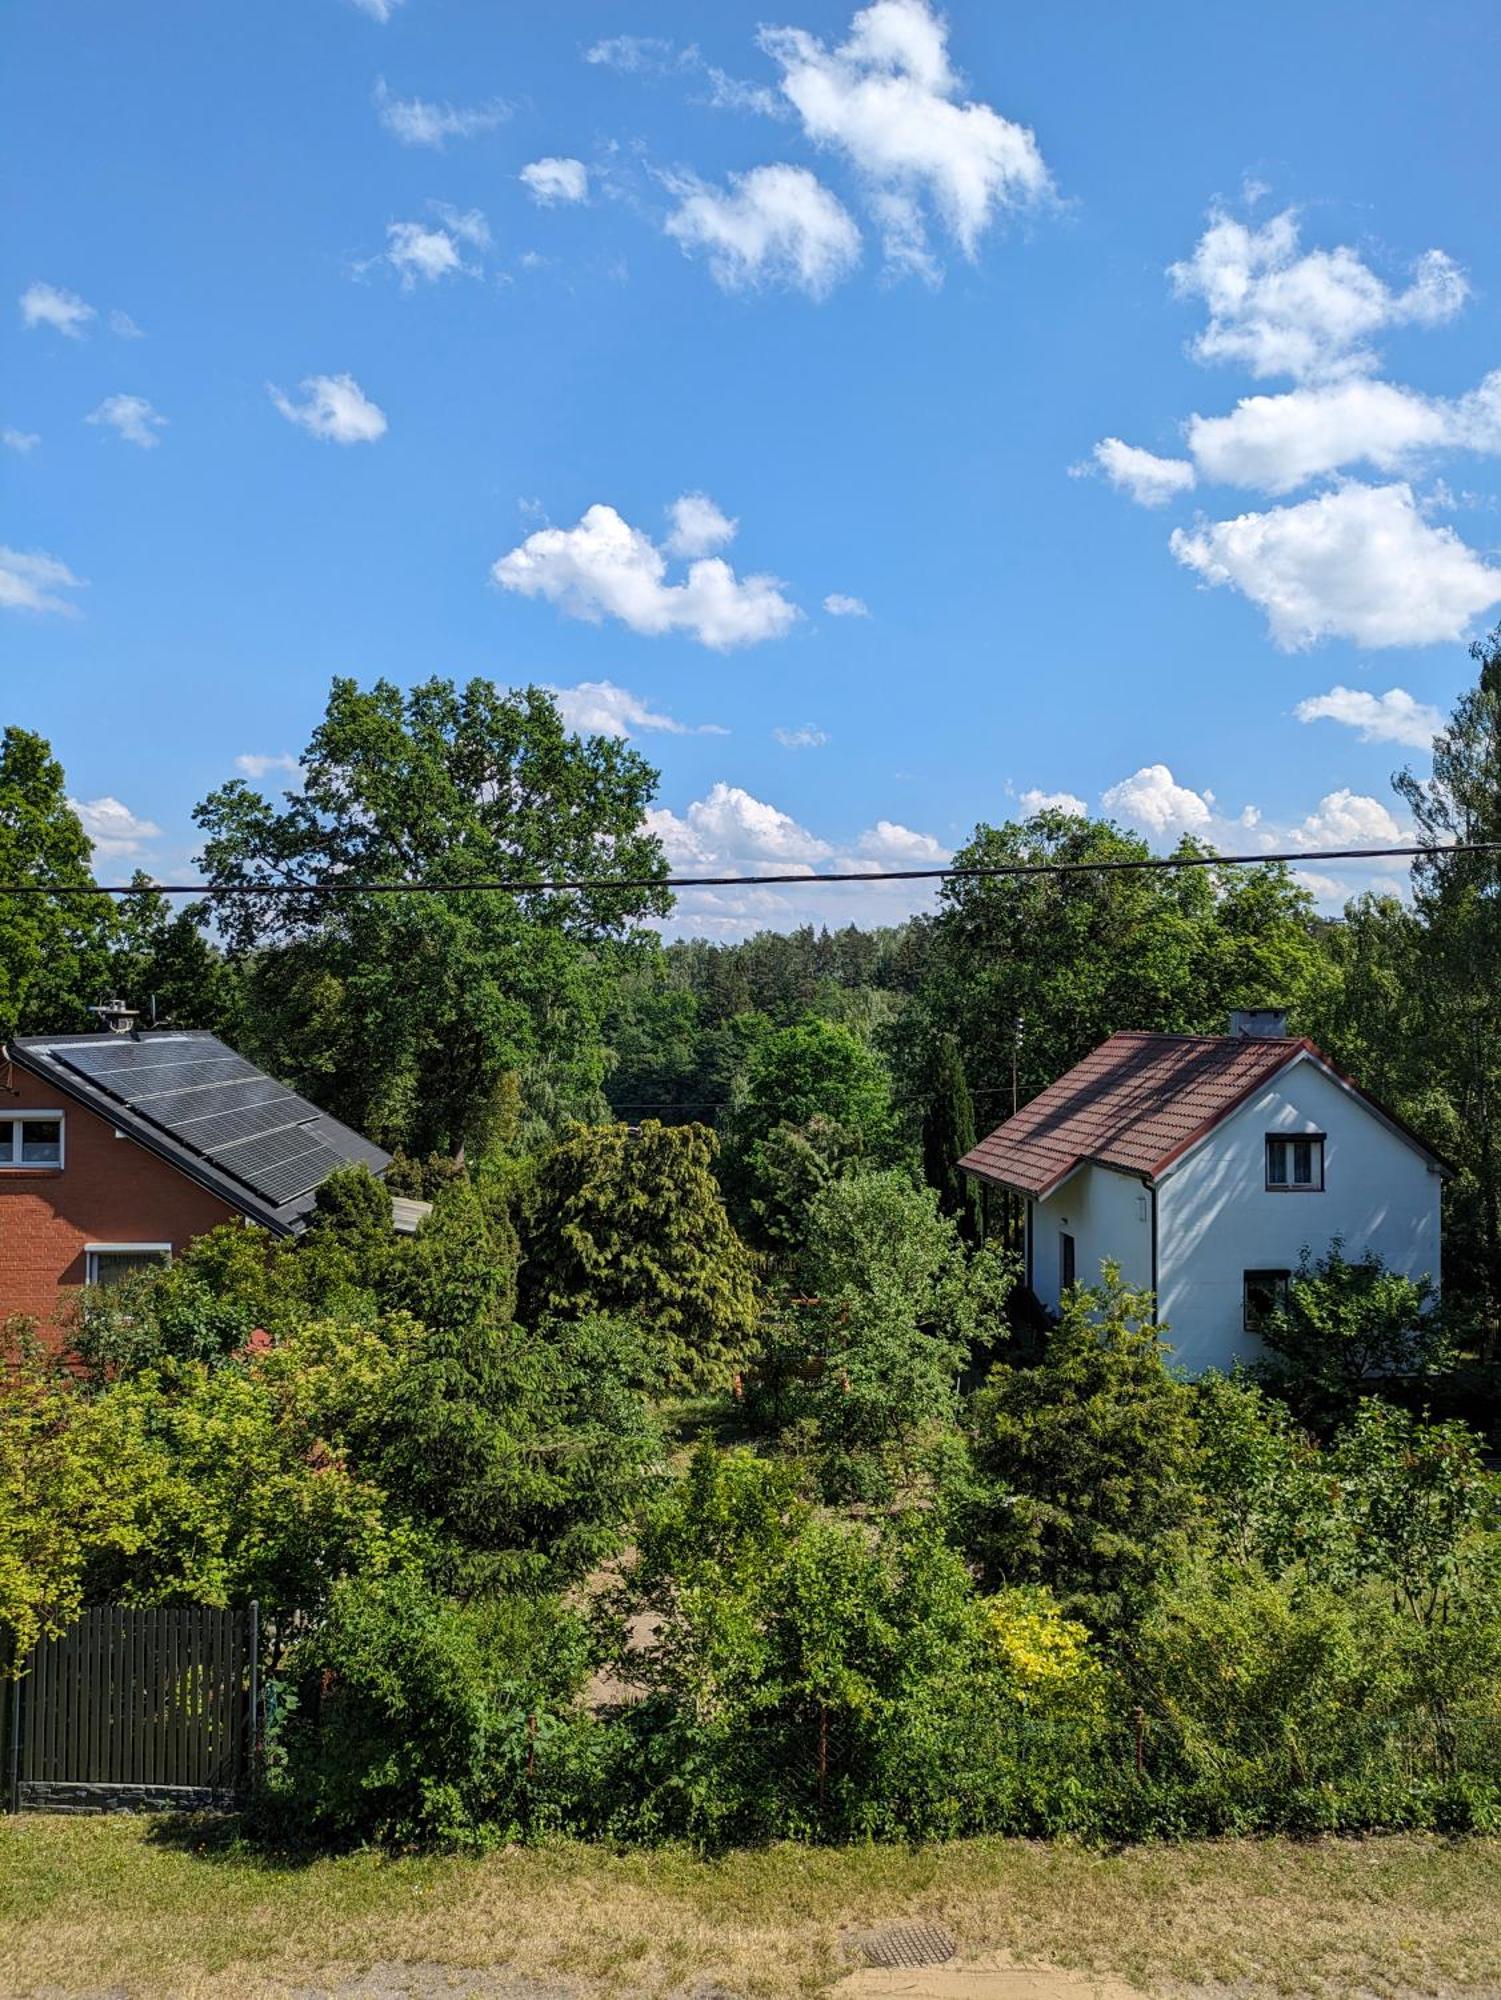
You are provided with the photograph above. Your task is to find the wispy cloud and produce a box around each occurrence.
[269,373,388,444]
[86,394,168,449]
[0,547,86,615]
[663,163,861,299]
[774,724,829,749]
[822,591,870,617]
[2,429,40,453]
[547,680,727,739]
[521,157,589,205]
[20,281,96,337]
[373,76,509,147]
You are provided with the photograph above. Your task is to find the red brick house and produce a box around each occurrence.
[0,1020,405,1337]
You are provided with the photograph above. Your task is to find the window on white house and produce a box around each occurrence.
[1244,1269,1291,1333]
[0,1115,64,1168]
[1059,1231,1076,1292]
[85,1245,171,1287]
[1266,1134,1324,1191]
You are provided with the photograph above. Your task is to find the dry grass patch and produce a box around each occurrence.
[0,1820,1498,1999]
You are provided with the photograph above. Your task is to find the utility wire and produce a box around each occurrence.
[1,841,1497,899]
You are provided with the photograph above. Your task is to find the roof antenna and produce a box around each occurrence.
[92,997,140,1037]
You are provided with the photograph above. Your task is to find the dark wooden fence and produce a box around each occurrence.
[4,1605,258,1813]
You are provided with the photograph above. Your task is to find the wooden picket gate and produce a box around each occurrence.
[3,1605,258,1813]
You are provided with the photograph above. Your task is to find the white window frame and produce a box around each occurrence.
[0,1110,66,1170]
[84,1242,173,1285]
[1265,1132,1325,1192]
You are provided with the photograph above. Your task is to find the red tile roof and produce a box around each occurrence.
[959,1031,1314,1197]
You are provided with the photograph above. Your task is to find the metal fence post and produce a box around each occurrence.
[247,1600,260,1792]
[6,1648,22,1814]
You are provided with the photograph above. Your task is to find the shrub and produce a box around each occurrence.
[269,1572,595,1847]
[1256,1242,1449,1425]
[956,1269,1199,1627]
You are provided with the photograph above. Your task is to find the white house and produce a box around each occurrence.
[959,1013,1447,1375]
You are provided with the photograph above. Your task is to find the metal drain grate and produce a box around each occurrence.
[850,1920,958,1970]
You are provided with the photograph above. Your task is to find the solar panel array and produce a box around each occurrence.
[54,1036,350,1210]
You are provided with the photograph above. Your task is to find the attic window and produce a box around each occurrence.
[0,1115,64,1169]
[1266,1134,1323,1191]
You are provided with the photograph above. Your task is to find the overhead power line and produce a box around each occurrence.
[0,840,1496,900]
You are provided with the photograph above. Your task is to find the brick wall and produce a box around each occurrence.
[0,1058,240,1338]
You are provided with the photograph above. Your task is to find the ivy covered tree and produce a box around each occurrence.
[517,1120,759,1391]
[192,678,672,1157]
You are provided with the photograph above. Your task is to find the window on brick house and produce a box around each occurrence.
[85,1245,172,1286]
[0,1114,64,1167]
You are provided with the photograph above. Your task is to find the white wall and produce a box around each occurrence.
[1156,1053,1442,1375]
[1029,1161,1152,1316]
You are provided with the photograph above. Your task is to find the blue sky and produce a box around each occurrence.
[4,0,1499,933]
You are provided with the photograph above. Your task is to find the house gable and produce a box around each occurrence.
[0,1058,240,1329]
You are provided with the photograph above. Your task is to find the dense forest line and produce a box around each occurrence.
[3,632,1500,1850]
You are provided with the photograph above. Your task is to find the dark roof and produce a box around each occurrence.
[959,1030,1447,1198]
[8,1030,391,1235]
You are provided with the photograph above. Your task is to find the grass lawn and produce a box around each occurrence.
[1,1819,1499,1999]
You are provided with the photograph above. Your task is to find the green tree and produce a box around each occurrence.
[726,1015,898,1247]
[770,1171,1013,1499]
[957,1269,1200,1625]
[919,1033,980,1241]
[1256,1242,1448,1425]
[109,876,233,1030]
[193,678,671,1157]
[0,727,114,1040]
[516,1121,758,1391]
[898,809,1328,1123]
[1395,626,1501,1347]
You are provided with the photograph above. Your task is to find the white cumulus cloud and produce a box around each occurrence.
[1101,764,1213,836]
[1294,789,1402,848]
[86,394,167,449]
[1187,373,1501,494]
[547,680,726,739]
[774,724,829,748]
[648,783,834,869]
[3,430,40,453]
[1019,788,1087,817]
[665,492,737,558]
[0,547,85,616]
[760,0,1050,278]
[493,500,800,650]
[20,281,96,338]
[235,753,302,780]
[823,591,870,616]
[70,796,161,859]
[1293,685,1445,750]
[373,78,509,146]
[857,818,949,863]
[1170,481,1501,649]
[521,157,589,205]
[1087,437,1196,507]
[1169,206,1468,383]
[664,163,861,299]
[269,373,388,445]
